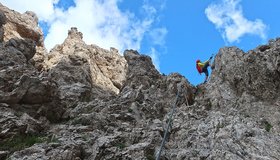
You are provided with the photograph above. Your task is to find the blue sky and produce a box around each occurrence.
[1,0,280,85]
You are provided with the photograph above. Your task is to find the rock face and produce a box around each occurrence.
[1,3,280,160]
[208,41,280,133]
[0,4,42,45]
[45,27,127,94]
[169,40,280,159]
[0,4,64,152]
[0,3,46,71]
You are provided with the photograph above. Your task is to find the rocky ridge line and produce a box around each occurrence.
[1,3,280,160]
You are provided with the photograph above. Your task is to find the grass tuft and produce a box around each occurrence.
[0,134,46,153]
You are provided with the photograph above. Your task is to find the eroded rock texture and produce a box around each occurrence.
[1,3,280,160]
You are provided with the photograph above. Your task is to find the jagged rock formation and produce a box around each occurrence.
[0,5,42,45]
[0,3,46,71]
[0,4,64,151]
[163,40,280,159]
[45,27,127,94]
[1,3,280,160]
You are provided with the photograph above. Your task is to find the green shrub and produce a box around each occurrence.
[0,134,46,152]
[264,121,273,132]
[128,108,133,113]
[146,154,155,160]
[115,143,126,150]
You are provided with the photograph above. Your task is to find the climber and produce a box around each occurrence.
[196,55,213,83]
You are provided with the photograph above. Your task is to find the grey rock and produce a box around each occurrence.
[0,11,6,42]
[1,3,280,160]
[10,143,83,160]
[0,104,49,142]
[0,3,43,45]
[6,38,36,61]
[0,151,8,160]
[45,27,127,94]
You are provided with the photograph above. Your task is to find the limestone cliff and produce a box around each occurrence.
[45,27,127,94]
[1,3,280,160]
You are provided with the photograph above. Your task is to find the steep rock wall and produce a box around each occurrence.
[0,3,280,160]
[45,27,127,94]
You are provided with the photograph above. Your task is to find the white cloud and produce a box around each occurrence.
[0,0,58,21]
[205,0,267,43]
[149,28,168,46]
[0,0,167,55]
[141,0,167,71]
[45,0,155,51]
[149,48,160,70]
[0,0,167,71]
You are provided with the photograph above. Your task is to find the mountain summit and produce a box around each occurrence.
[0,3,280,160]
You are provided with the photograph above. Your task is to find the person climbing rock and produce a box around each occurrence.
[196,55,213,83]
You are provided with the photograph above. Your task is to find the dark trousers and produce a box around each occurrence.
[202,61,210,76]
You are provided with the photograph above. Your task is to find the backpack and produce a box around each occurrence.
[196,63,202,74]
